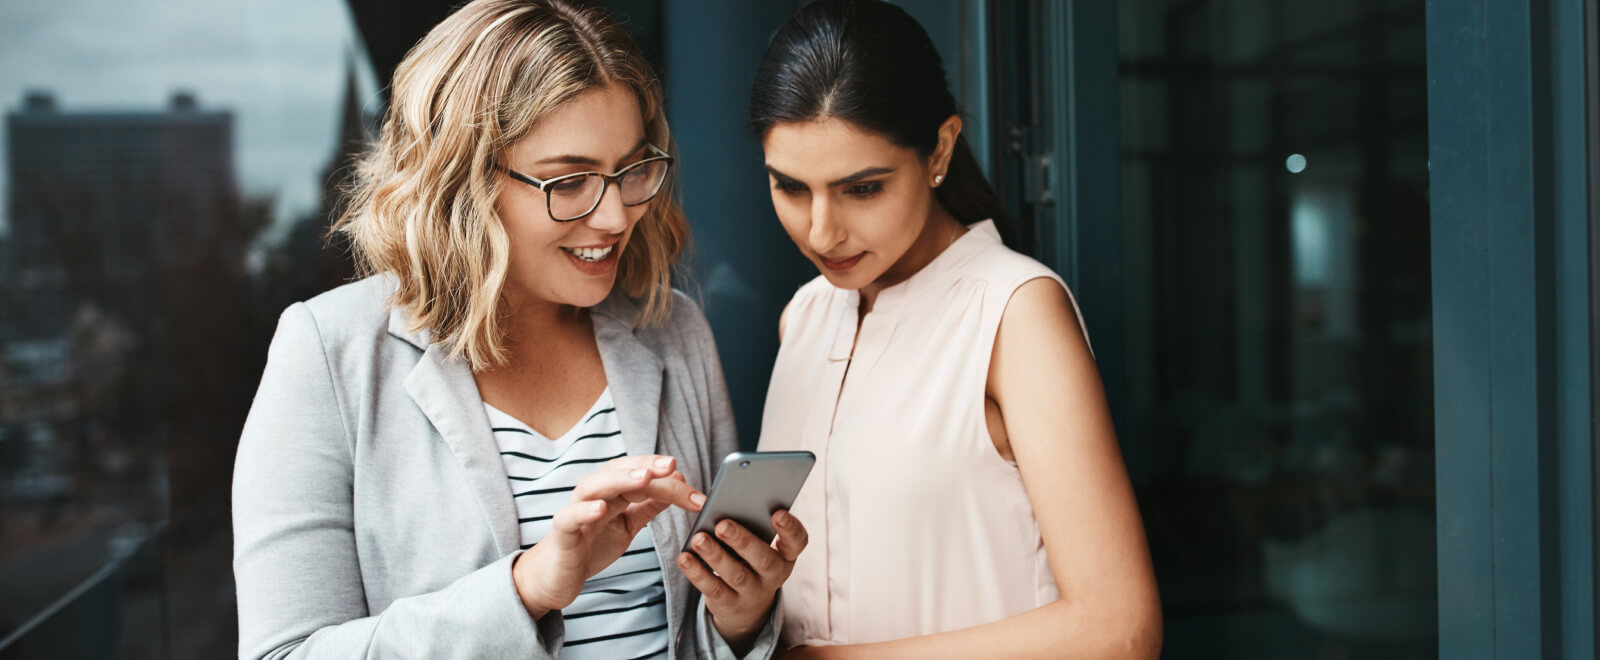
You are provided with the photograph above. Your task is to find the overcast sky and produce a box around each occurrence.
[0,0,381,240]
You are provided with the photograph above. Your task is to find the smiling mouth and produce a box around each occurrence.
[561,245,616,262]
[819,252,866,270]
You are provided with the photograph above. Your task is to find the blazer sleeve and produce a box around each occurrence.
[673,294,786,660]
[232,303,564,660]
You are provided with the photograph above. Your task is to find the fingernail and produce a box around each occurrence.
[591,501,606,513]
[690,492,707,507]
[775,511,789,527]
[694,534,709,549]
[716,521,732,537]
[678,554,692,568]
[655,457,674,469]
[630,468,647,480]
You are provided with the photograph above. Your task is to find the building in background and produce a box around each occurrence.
[1,90,259,657]
[2,88,244,515]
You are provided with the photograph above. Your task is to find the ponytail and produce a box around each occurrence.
[936,135,1015,245]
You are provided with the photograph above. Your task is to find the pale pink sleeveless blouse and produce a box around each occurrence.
[757,220,1089,647]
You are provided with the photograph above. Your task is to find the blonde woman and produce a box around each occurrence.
[231,1,805,658]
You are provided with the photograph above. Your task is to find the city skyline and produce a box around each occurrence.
[0,0,381,242]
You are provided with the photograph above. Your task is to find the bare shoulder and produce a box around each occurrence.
[988,276,1099,409]
[995,278,1088,359]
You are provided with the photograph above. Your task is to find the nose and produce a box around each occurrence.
[807,196,845,255]
[583,178,631,234]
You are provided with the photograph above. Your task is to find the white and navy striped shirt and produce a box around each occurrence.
[486,388,669,660]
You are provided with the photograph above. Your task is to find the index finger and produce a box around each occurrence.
[605,454,680,475]
[640,472,706,512]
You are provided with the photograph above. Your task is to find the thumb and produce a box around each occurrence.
[621,499,670,536]
[549,499,609,550]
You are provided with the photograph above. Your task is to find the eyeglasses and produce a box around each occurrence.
[500,144,675,222]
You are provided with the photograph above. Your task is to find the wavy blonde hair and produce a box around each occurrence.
[334,0,687,371]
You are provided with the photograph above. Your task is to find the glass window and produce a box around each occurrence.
[0,1,377,656]
[1117,1,1435,657]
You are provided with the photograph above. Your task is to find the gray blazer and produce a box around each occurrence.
[232,275,780,660]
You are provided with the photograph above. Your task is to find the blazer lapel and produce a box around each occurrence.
[391,308,521,555]
[592,293,664,459]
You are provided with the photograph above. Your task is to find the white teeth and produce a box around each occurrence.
[564,245,614,262]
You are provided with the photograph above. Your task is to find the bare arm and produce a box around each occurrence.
[783,278,1162,660]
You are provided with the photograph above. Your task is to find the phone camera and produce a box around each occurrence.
[739,460,751,468]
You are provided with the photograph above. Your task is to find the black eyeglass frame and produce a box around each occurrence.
[500,144,675,222]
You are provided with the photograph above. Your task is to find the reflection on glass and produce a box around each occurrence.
[1118,1,1434,658]
[0,1,375,657]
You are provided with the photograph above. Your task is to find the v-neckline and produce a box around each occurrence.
[483,387,613,447]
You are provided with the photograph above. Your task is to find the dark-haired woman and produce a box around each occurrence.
[751,1,1161,657]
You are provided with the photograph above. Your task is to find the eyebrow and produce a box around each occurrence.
[765,165,896,187]
[532,136,650,168]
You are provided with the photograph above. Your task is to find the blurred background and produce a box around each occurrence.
[0,0,1524,657]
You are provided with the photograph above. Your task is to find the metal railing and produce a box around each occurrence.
[0,523,168,660]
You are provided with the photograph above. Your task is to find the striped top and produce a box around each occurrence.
[485,388,669,660]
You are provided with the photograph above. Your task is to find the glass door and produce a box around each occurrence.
[992,2,1438,657]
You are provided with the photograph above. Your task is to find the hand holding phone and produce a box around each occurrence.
[676,450,815,649]
[682,450,815,551]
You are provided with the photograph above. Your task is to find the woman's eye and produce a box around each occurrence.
[845,182,883,198]
[548,178,588,194]
[775,179,808,194]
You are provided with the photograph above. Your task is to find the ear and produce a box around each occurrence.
[930,115,963,186]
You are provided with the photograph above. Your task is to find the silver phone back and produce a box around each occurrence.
[686,451,816,549]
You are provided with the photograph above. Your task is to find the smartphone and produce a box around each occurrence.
[683,450,816,552]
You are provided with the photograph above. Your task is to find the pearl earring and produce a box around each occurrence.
[934,174,945,185]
